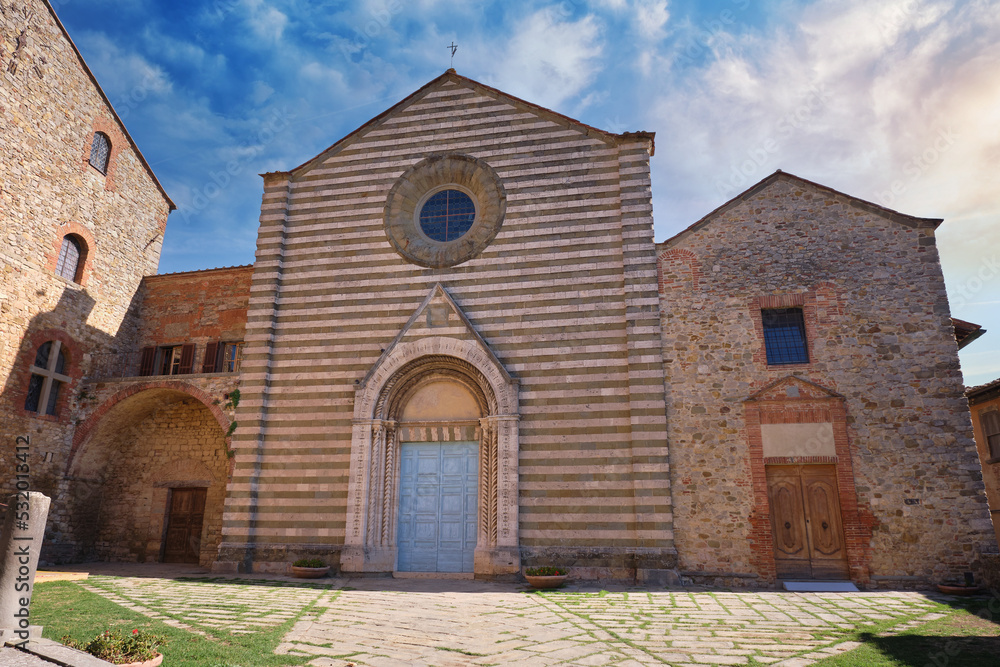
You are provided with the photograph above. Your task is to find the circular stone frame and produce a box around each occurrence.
[384,154,506,268]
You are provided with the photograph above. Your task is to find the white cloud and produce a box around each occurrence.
[240,0,289,43]
[74,32,172,100]
[481,7,604,110]
[635,0,670,41]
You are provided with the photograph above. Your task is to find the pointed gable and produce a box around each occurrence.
[660,171,942,249]
[283,69,652,178]
[359,283,513,390]
[745,375,843,403]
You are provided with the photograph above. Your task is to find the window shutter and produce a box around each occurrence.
[178,344,196,374]
[138,347,156,376]
[202,341,220,373]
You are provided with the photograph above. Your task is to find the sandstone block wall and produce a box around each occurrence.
[659,174,993,587]
[0,0,172,555]
[78,397,229,566]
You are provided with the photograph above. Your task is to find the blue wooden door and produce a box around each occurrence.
[397,442,478,572]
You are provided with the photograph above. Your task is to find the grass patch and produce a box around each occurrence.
[812,598,1000,667]
[435,646,487,656]
[31,581,312,667]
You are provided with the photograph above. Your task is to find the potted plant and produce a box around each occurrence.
[62,628,166,666]
[291,558,331,578]
[524,566,568,589]
[937,572,981,595]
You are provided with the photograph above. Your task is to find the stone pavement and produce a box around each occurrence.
[53,569,958,667]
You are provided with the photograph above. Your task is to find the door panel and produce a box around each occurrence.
[397,442,477,572]
[163,488,206,564]
[767,468,811,579]
[767,465,849,580]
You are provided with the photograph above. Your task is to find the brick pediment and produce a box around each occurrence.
[745,375,843,403]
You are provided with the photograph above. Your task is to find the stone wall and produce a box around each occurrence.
[0,0,172,552]
[82,397,229,566]
[658,173,993,587]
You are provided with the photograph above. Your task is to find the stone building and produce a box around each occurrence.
[0,0,175,558]
[967,378,1000,548]
[1,1,995,589]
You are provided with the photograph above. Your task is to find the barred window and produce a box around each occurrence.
[762,308,809,365]
[89,132,111,173]
[982,410,1000,459]
[55,235,82,281]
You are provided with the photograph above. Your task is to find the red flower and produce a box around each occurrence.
[132,629,139,635]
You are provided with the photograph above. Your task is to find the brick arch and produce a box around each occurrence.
[67,381,231,476]
[82,116,124,191]
[657,247,702,293]
[46,221,96,286]
[10,329,84,425]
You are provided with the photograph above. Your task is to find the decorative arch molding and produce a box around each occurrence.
[343,336,520,577]
[67,380,232,476]
[45,221,96,286]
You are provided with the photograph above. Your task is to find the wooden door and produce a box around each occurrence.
[397,442,478,572]
[163,488,206,564]
[766,465,848,579]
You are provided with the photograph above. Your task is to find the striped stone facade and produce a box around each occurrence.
[215,71,676,578]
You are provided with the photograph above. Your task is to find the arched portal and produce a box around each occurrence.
[65,386,230,566]
[342,337,519,577]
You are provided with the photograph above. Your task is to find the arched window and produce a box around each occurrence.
[25,341,70,417]
[55,235,82,281]
[89,132,111,173]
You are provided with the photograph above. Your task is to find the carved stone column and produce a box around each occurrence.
[342,419,397,573]
[474,414,520,576]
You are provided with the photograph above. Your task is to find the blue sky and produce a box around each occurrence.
[56,0,999,384]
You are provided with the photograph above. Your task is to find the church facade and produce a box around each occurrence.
[2,0,995,589]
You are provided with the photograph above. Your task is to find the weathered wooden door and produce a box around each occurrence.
[163,488,206,564]
[766,465,848,579]
[396,442,478,572]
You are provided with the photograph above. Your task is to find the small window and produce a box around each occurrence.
[201,341,244,373]
[221,342,243,373]
[156,344,195,376]
[55,235,82,281]
[762,307,809,365]
[419,189,476,242]
[89,132,111,173]
[24,340,70,417]
[982,411,1000,460]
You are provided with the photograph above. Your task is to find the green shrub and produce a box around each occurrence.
[525,566,567,576]
[292,558,326,568]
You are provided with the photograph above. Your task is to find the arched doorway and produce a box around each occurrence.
[65,386,230,566]
[396,379,481,572]
[342,337,520,577]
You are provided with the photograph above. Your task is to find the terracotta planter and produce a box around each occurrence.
[525,574,568,589]
[119,653,163,667]
[936,584,981,596]
[291,565,331,579]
